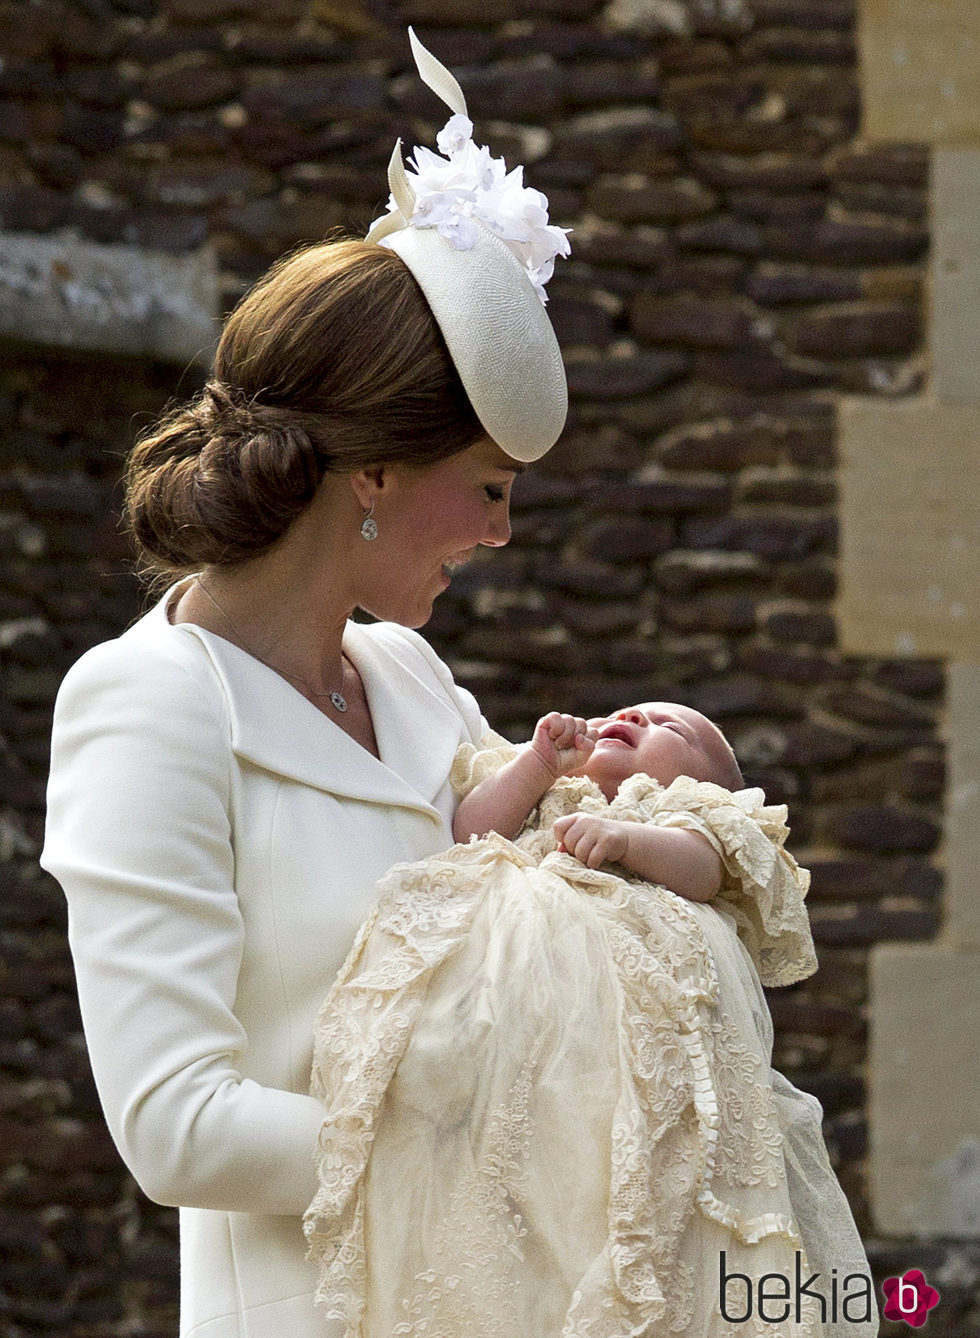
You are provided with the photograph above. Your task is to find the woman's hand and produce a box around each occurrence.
[553,813,629,869]
[529,712,595,781]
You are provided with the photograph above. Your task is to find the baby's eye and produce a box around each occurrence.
[484,484,506,502]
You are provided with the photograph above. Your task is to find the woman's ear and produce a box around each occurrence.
[349,465,386,511]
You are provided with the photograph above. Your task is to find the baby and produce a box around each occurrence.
[454,701,745,900]
[305,702,875,1338]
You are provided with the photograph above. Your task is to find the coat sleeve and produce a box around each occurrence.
[41,637,327,1215]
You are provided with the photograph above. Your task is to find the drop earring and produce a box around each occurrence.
[360,501,378,541]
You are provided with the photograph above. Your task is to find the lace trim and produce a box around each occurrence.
[305,836,817,1334]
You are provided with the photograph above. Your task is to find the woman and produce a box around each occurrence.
[41,33,569,1338]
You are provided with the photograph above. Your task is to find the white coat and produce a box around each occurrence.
[40,587,487,1338]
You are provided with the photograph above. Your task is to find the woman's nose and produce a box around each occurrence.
[480,505,511,548]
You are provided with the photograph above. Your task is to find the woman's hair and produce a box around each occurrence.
[124,238,485,582]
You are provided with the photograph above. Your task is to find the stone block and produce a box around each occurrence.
[586,173,718,224]
[932,148,980,405]
[0,231,219,367]
[838,397,980,660]
[565,349,690,399]
[859,0,980,143]
[870,944,980,1235]
[789,301,921,359]
[631,293,758,347]
[740,27,855,64]
[946,662,980,949]
[825,803,941,854]
[765,216,928,265]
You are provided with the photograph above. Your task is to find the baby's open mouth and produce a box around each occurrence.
[597,723,635,746]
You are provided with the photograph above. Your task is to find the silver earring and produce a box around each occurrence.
[360,501,378,541]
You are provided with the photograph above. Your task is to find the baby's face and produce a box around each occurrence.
[579,702,738,801]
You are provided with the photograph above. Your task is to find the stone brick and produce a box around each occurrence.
[737,643,854,684]
[537,558,646,598]
[691,151,829,193]
[592,473,732,514]
[241,68,385,123]
[146,160,276,210]
[569,221,671,269]
[673,215,765,255]
[581,516,675,561]
[830,143,930,191]
[586,174,718,224]
[736,469,835,507]
[870,659,944,698]
[687,673,802,718]
[644,259,746,302]
[788,302,921,358]
[763,604,837,645]
[743,262,862,305]
[820,685,935,732]
[746,0,854,28]
[654,548,766,593]
[661,593,758,633]
[767,997,865,1039]
[555,106,682,164]
[775,558,836,600]
[901,748,945,802]
[807,856,891,902]
[740,28,855,64]
[558,58,662,107]
[565,350,690,399]
[547,295,615,348]
[831,180,927,223]
[656,419,782,471]
[0,95,63,145]
[0,183,65,230]
[780,718,860,766]
[631,293,758,347]
[825,805,941,854]
[727,190,829,225]
[694,348,836,392]
[553,598,642,638]
[765,217,928,265]
[809,903,940,945]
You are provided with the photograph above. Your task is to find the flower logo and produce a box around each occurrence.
[882,1270,940,1327]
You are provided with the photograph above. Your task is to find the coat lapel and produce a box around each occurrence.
[173,620,461,818]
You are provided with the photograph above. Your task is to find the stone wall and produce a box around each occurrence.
[0,0,966,1331]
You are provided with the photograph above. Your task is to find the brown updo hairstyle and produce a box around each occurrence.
[124,238,485,583]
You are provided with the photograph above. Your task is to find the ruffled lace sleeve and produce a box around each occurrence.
[449,729,521,800]
[613,774,818,987]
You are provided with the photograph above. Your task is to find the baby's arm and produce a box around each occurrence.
[553,814,723,902]
[453,713,595,843]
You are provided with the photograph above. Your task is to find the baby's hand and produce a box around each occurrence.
[529,712,595,780]
[553,814,630,869]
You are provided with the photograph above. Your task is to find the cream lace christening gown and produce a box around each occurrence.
[304,736,876,1338]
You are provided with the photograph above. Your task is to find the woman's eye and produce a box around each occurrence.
[484,485,506,502]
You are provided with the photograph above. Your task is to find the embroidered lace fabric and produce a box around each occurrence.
[305,734,874,1337]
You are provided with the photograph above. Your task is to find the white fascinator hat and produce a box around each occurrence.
[365,29,570,464]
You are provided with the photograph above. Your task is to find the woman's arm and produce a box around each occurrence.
[553,813,723,902]
[453,712,594,842]
[41,638,326,1215]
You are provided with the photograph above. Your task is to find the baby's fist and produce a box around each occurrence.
[553,814,629,869]
[530,712,595,779]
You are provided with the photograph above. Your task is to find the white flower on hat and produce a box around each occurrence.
[378,112,570,303]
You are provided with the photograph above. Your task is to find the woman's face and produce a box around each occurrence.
[358,437,520,627]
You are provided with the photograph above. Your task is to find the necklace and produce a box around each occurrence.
[194,578,350,712]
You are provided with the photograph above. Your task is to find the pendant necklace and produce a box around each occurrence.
[195,578,349,712]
